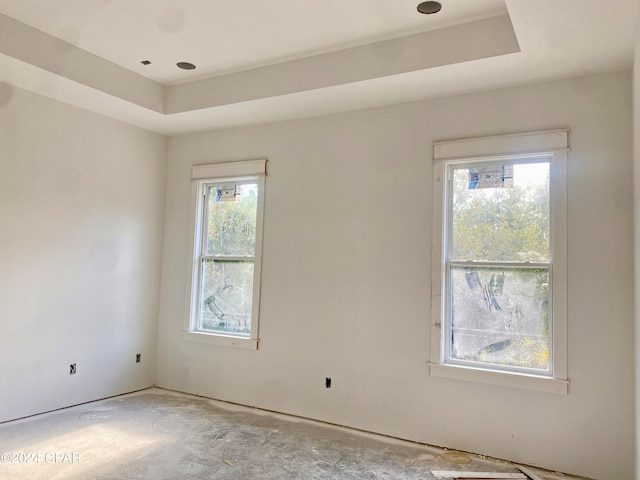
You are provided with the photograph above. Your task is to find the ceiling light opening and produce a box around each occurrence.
[417,1,442,14]
[177,62,196,70]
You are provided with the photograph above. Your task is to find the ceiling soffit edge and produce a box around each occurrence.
[0,12,519,117]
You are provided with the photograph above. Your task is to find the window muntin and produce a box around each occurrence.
[444,158,552,375]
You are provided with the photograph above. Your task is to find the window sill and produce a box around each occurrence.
[183,331,258,350]
[429,363,568,394]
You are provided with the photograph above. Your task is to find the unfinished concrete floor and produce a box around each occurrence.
[0,388,585,480]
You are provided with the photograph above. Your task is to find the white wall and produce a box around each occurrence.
[0,84,167,422]
[156,71,634,480]
[633,13,640,480]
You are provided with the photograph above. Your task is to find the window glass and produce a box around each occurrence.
[451,162,549,263]
[206,183,258,257]
[199,260,255,335]
[449,266,549,371]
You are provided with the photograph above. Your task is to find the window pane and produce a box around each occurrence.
[199,259,254,336]
[451,162,549,262]
[206,183,258,256]
[449,266,549,371]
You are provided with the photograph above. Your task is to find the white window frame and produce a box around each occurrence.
[183,159,267,350]
[430,131,569,394]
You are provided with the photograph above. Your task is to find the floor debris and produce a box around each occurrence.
[440,451,472,464]
[516,464,545,480]
[431,471,526,479]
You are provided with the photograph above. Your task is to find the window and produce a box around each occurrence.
[185,159,267,350]
[430,131,568,393]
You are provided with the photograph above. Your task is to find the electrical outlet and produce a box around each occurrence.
[325,377,331,388]
[69,364,76,375]
[136,354,141,363]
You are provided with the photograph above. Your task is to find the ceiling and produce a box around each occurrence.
[0,0,637,136]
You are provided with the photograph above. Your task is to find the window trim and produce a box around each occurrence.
[184,159,267,350]
[430,131,568,394]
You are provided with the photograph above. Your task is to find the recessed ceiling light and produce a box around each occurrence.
[417,1,442,14]
[177,62,196,70]
[140,60,151,65]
